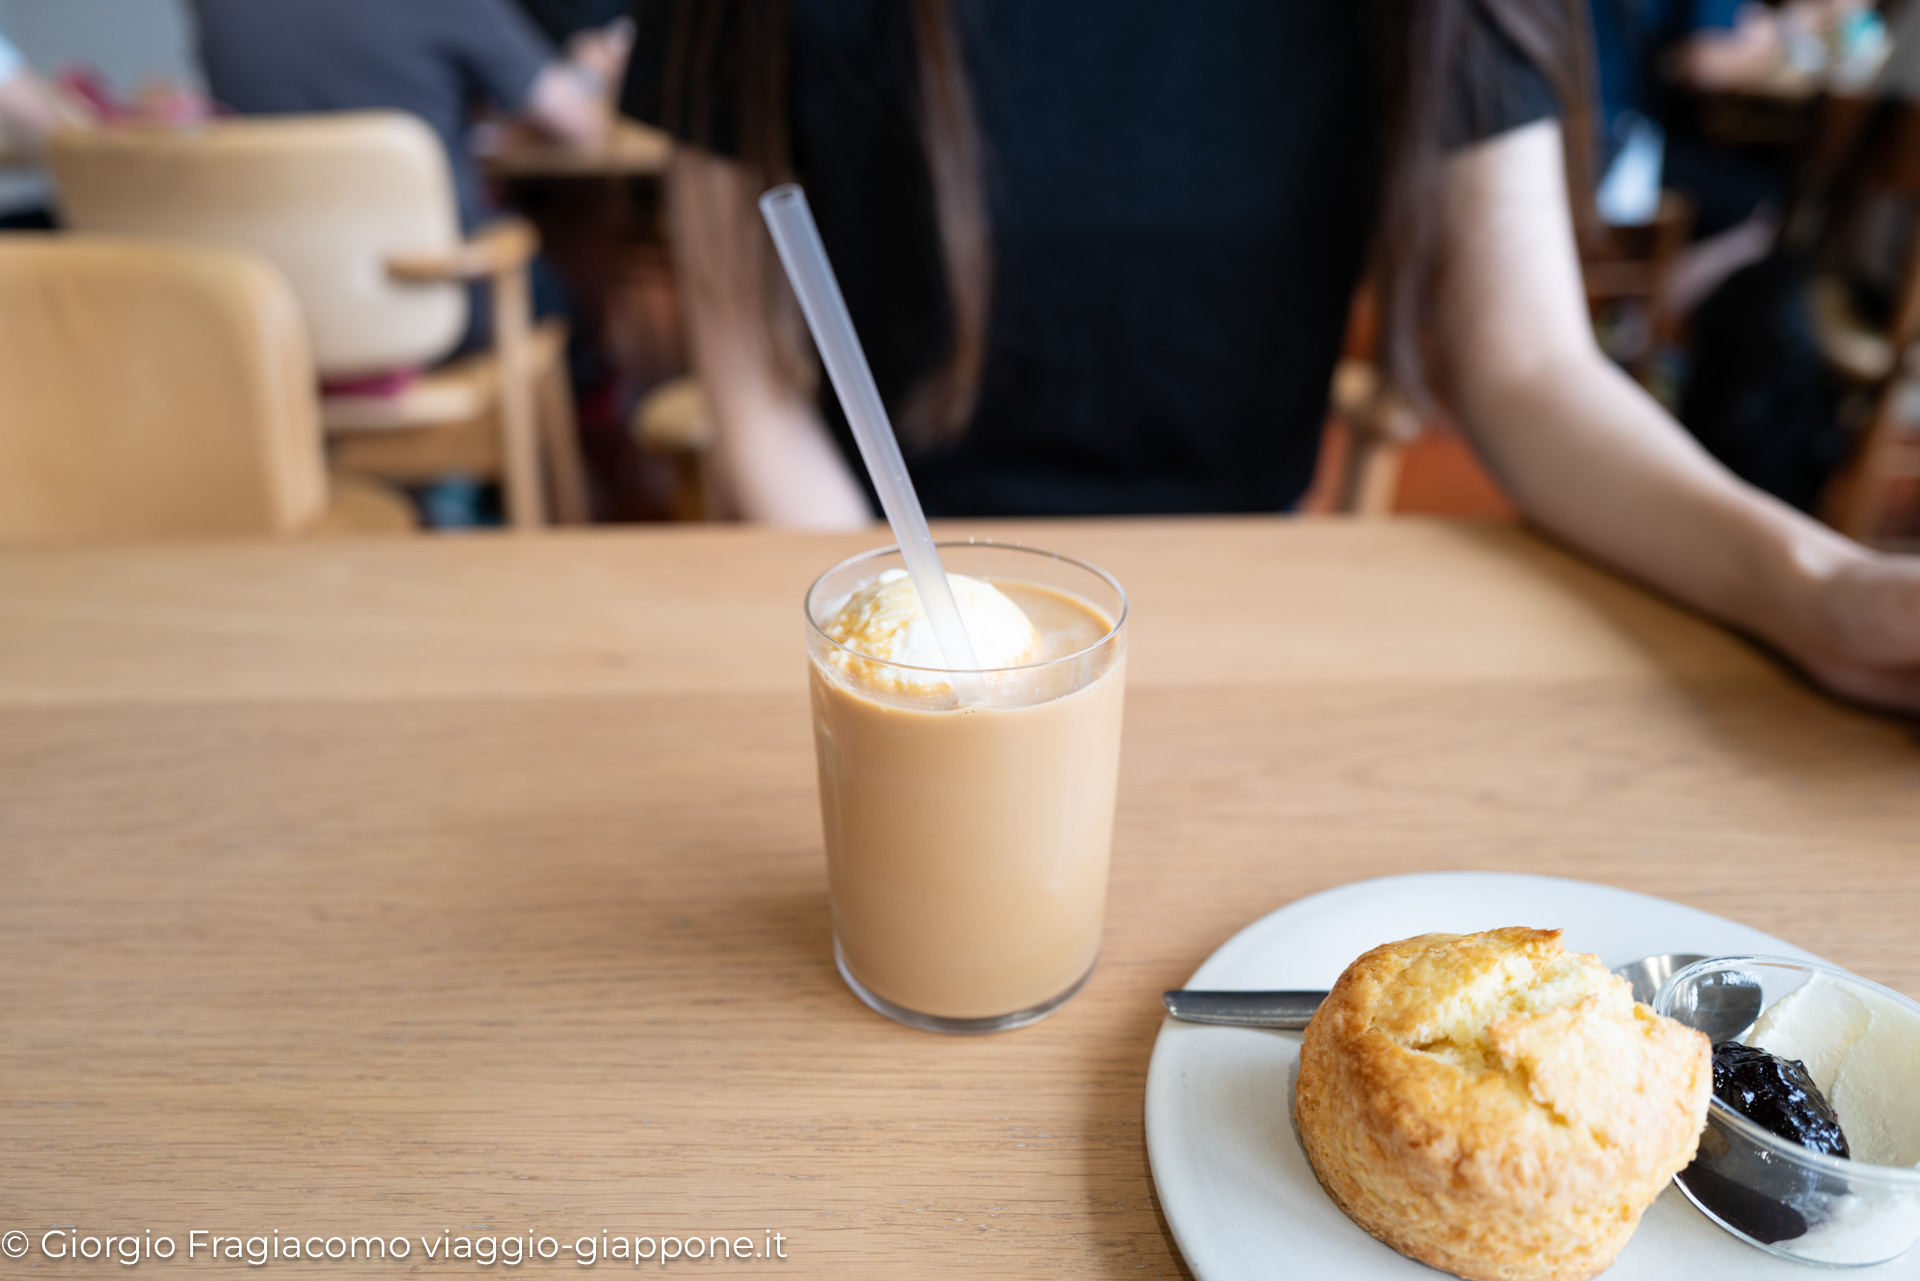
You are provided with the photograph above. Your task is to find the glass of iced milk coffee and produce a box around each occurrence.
[805,541,1127,1034]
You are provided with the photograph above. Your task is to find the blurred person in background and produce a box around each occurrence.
[192,0,610,235]
[1588,0,1889,515]
[1589,0,1883,244]
[0,24,93,229]
[0,28,64,145]
[1667,0,1886,92]
[192,0,615,525]
[1590,0,1792,239]
[516,0,636,84]
[509,0,636,157]
[628,0,1920,714]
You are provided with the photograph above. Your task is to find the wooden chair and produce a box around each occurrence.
[1326,357,1423,516]
[48,113,587,529]
[630,375,720,520]
[1314,281,1424,517]
[0,235,415,541]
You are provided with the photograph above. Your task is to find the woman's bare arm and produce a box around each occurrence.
[665,146,873,528]
[1440,120,1920,711]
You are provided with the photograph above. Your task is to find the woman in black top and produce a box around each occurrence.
[625,0,1920,712]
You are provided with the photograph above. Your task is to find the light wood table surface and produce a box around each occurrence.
[2,518,1915,1277]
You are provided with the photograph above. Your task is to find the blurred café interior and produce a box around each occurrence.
[2,0,1918,541]
[7,4,1920,1274]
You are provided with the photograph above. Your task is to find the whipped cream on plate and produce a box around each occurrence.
[819,569,1039,693]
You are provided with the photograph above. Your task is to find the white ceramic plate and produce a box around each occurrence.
[1144,871,1918,1280]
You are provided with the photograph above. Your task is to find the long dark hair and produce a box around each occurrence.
[661,0,1593,438]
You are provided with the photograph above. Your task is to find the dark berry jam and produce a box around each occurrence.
[1712,1042,1850,1159]
[1677,1042,1856,1246]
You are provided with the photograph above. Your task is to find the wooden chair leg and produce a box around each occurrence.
[1329,360,1415,517]
[536,340,590,524]
[1340,430,1405,516]
[490,265,546,530]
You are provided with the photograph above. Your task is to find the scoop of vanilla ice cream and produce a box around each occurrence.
[1749,971,1920,1167]
[820,569,1039,691]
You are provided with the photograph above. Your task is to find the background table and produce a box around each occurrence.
[1,518,1914,1277]
[478,120,670,181]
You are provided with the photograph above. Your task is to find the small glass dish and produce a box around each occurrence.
[1655,955,1920,1268]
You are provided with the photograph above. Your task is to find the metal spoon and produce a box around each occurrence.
[1164,952,1764,1042]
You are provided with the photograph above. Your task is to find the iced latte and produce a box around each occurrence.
[805,542,1127,1033]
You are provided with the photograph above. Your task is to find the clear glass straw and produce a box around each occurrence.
[760,183,987,704]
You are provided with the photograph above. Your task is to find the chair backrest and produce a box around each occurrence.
[0,236,327,541]
[49,113,467,379]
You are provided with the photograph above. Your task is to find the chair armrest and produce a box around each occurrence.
[387,218,538,283]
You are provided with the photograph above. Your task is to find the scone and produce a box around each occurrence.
[1294,927,1711,1281]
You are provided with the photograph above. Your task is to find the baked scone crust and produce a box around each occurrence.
[1294,927,1711,1281]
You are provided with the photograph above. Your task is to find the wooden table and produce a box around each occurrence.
[2,519,1915,1277]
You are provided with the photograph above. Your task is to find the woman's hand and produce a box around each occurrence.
[568,18,635,88]
[525,61,610,147]
[1798,554,1920,712]
[1440,121,1920,716]
[0,65,82,147]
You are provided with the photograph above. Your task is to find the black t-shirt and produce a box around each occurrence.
[195,0,552,232]
[517,0,634,44]
[625,1,1556,516]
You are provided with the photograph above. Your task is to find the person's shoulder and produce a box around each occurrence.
[1445,2,1564,149]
